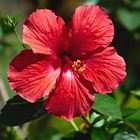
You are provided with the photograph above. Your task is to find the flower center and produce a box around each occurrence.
[72,60,86,74]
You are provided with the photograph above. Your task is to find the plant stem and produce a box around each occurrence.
[14,28,26,49]
[70,120,79,131]
[82,116,91,125]
[87,112,90,120]
[6,15,26,49]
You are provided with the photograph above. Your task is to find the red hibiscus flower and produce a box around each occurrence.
[8,6,126,120]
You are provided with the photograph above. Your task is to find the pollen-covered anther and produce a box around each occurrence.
[72,60,86,73]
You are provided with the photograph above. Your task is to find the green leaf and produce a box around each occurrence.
[28,127,61,140]
[7,128,21,140]
[0,95,46,126]
[122,108,137,118]
[114,132,138,140]
[82,0,99,5]
[124,0,140,8]
[94,119,105,128]
[131,90,140,97]
[91,128,108,140]
[132,0,140,8]
[127,110,140,123]
[117,9,140,31]
[93,94,122,119]
[90,112,100,123]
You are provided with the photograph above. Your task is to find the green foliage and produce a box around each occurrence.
[131,90,140,97]
[82,0,99,5]
[0,95,46,126]
[127,110,140,123]
[0,14,20,36]
[114,132,139,140]
[4,16,18,31]
[28,127,61,140]
[91,128,108,140]
[0,126,20,140]
[93,94,122,119]
[7,128,21,140]
[0,16,13,35]
[122,108,137,118]
[117,8,140,31]
[124,0,140,8]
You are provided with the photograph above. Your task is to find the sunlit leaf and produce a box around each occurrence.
[90,112,100,123]
[82,0,99,5]
[131,90,140,97]
[114,132,138,140]
[94,119,105,128]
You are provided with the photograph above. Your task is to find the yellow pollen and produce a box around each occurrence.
[72,59,86,73]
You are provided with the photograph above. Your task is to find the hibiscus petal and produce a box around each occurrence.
[68,5,114,57]
[82,47,126,94]
[44,65,94,121]
[8,50,61,102]
[23,9,65,55]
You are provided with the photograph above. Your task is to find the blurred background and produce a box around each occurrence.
[0,0,140,140]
